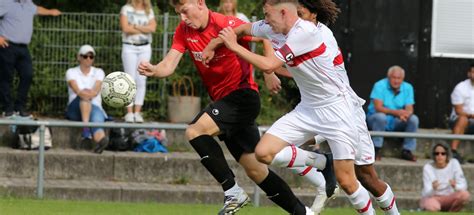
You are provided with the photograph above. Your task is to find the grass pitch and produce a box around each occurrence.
[0,198,471,215]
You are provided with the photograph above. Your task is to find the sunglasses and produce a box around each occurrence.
[433,152,446,156]
[81,55,94,59]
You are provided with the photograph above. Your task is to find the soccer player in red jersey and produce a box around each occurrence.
[138,0,313,214]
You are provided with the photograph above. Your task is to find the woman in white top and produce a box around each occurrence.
[120,0,156,123]
[65,45,108,154]
[420,143,470,212]
[218,0,250,23]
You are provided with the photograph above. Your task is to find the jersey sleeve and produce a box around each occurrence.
[275,26,322,63]
[251,20,271,38]
[224,15,252,43]
[170,22,187,53]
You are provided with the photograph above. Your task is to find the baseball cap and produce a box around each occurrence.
[78,44,96,56]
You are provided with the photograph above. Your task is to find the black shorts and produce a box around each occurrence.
[190,88,261,159]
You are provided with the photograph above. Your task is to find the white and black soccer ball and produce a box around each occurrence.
[101,71,137,108]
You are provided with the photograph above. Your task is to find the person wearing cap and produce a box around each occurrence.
[0,0,61,117]
[65,45,109,154]
[120,0,156,123]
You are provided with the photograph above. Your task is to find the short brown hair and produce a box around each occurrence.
[170,0,190,6]
[265,0,298,6]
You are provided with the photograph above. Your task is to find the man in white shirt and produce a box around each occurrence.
[449,63,474,164]
[65,45,108,154]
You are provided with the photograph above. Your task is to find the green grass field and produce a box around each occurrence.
[0,198,471,215]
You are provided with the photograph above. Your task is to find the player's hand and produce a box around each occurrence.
[263,72,281,95]
[202,47,215,68]
[432,180,440,190]
[0,36,9,48]
[137,60,155,77]
[218,27,239,51]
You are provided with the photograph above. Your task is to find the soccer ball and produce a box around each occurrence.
[101,72,137,108]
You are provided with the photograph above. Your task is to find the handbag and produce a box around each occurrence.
[167,76,201,123]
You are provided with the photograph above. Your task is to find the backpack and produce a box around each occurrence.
[12,126,33,149]
[12,126,52,150]
[107,128,133,151]
[134,138,168,153]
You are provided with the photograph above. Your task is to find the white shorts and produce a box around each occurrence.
[266,94,375,165]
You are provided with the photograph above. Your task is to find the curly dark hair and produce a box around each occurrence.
[298,0,341,25]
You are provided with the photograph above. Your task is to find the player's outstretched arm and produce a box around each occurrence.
[219,27,284,72]
[138,49,183,78]
[202,23,253,66]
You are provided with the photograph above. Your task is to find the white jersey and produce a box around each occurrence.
[251,19,353,108]
[120,4,155,44]
[236,12,250,23]
[65,66,105,111]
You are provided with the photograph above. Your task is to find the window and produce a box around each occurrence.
[431,0,474,59]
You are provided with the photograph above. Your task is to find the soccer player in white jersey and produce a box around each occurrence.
[207,0,401,214]
[286,1,401,214]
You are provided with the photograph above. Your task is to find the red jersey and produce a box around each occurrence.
[171,11,258,101]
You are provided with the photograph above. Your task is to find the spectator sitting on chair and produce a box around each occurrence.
[65,45,108,154]
[420,143,470,212]
[449,63,474,164]
[0,0,61,118]
[367,65,419,161]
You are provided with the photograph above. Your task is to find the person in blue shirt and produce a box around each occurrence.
[0,0,61,117]
[367,65,419,161]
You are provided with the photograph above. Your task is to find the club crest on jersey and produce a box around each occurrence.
[212,108,219,115]
[228,20,235,26]
[285,53,294,61]
[191,51,203,62]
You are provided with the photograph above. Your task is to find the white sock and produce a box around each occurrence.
[290,166,326,188]
[375,184,399,215]
[224,183,242,196]
[271,145,326,169]
[346,182,375,215]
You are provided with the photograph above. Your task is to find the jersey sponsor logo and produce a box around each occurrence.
[285,53,294,61]
[186,38,199,43]
[212,108,219,115]
[191,51,203,62]
[271,39,280,46]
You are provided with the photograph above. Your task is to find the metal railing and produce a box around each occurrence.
[1,119,474,206]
